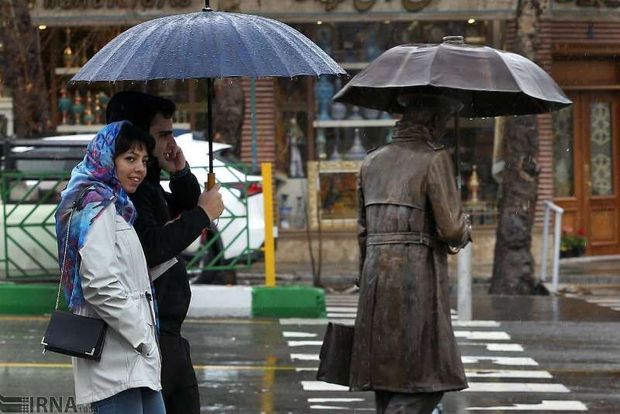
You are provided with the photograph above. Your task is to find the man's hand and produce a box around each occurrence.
[198,184,224,222]
[162,143,187,173]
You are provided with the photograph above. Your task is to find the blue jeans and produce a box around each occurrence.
[91,387,166,414]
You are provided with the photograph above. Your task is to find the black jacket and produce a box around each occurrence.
[130,164,210,336]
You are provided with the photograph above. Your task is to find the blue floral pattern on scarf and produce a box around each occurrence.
[55,121,137,309]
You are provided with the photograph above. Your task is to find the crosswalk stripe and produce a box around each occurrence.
[462,356,538,366]
[308,398,365,403]
[287,341,323,347]
[464,382,570,393]
[455,331,511,340]
[326,306,358,312]
[466,400,587,411]
[310,405,361,410]
[283,331,317,338]
[291,353,320,361]
[452,321,501,328]
[302,381,349,391]
[327,313,357,318]
[465,369,552,379]
[459,343,524,352]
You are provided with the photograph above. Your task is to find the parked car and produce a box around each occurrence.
[5,132,268,282]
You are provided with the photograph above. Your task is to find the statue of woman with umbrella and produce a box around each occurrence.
[332,35,570,413]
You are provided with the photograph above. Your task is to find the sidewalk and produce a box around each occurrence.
[237,255,620,292]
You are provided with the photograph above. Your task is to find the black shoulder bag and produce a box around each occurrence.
[41,190,107,361]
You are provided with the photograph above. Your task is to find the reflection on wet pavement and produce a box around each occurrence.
[0,294,619,412]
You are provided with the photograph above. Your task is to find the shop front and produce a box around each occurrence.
[548,1,620,256]
[31,0,619,267]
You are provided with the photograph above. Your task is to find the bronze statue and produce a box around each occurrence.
[352,93,471,414]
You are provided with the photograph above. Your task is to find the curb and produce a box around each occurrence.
[252,286,326,318]
[0,283,327,318]
[559,254,620,264]
[0,283,67,315]
[188,285,253,318]
[187,285,326,318]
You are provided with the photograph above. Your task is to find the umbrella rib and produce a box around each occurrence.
[253,18,301,76]
[274,21,341,76]
[146,14,192,80]
[88,20,164,81]
[217,13,254,77]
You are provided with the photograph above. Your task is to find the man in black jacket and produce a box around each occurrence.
[107,91,224,414]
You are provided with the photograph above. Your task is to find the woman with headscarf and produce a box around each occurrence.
[55,121,165,413]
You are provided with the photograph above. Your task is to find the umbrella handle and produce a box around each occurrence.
[207,173,216,190]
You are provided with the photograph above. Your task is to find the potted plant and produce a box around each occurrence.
[560,227,587,258]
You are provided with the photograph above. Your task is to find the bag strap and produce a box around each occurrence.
[54,185,95,310]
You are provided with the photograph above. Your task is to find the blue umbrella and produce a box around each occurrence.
[71,1,345,187]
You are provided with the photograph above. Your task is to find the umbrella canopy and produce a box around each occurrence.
[333,36,571,118]
[70,4,345,187]
[70,9,345,82]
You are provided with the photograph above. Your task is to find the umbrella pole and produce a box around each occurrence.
[207,77,216,190]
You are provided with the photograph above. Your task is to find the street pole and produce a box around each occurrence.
[457,242,472,321]
[455,113,472,321]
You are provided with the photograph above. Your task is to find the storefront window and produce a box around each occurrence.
[442,118,498,225]
[553,106,575,198]
[274,20,493,230]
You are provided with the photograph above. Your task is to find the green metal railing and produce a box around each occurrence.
[1,164,259,280]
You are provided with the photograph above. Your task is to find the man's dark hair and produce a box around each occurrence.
[106,91,176,132]
[114,122,156,158]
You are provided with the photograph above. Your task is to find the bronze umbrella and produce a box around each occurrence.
[333,36,571,185]
[333,36,570,117]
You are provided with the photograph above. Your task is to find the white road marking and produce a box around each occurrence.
[283,331,318,338]
[458,342,524,351]
[462,356,538,366]
[287,341,323,347]
[291,353,320,361]
[452,321,501,328]
[327,313,357,318]
[455,331,511,340]
[465,382,569,393]
[310,405,349,410]
[308,398,365,403]
[326,306,358,312]
[485,344,523,352]
[302,381,348,391]
[466,400,587,411]
[295,368,317,372]
[465,369,552,379]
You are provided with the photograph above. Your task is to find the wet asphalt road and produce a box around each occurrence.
[0,294,619,413]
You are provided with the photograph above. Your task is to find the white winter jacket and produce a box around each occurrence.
[72,204,161,405]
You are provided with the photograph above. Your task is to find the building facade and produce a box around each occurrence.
[19,0,620,264]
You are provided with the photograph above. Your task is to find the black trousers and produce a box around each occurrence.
[160,334,200,414]
[375,391,444,414]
